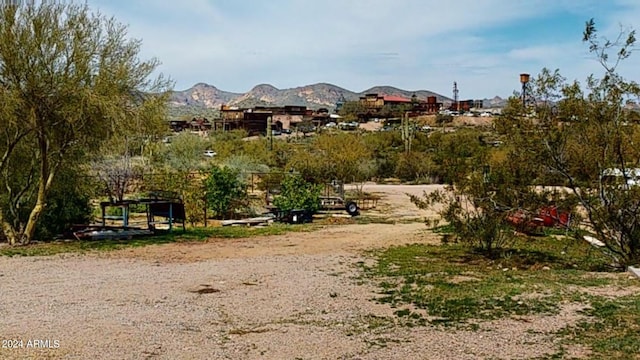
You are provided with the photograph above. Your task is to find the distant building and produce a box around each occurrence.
[243,111,272,136]
[216,105,312,134]
[359,93,412,109]
[449,99,484,112]
[357,93,442,119]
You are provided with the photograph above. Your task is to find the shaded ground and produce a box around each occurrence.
[0,184,619,359]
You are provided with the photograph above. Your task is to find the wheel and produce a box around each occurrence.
[345,201,359,216]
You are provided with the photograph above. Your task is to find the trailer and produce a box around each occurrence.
[319,195,359,216]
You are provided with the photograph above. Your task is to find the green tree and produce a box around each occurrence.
[204,166,247,219]
[273,174,322,212]
[0,2,171,244]
[142,169,205,227]
[494,21,640,268]
[338,101,366,121]
[157,132,210,172]
[415,20,640,267]
[287,133,373,184]
[533,20,640,268]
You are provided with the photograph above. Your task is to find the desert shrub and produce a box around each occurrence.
[410,172,516,254]
[394,151,436,183]
[272,174,322,212]
[34,169,94,240]
[204,166,247,219]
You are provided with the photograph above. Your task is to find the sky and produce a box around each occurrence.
[84,0,640,99]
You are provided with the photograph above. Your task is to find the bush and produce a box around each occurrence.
[410,172,516,255]
[394,151,436,183]
[273,174,322,212]
[35,168,94,240]
[204,166,247,219]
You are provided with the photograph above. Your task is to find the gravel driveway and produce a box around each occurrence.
[0,185,588,359]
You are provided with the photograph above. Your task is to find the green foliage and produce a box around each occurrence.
[222,154,270,184]
[287,133,374,184]
[429,130,489,184]
[156,132,211,172]
[394,151,435,183]
[360,235,625,327]
[204,166,247,219]
[34,167,94,241]
[272,174,322,212]
[0,1,170,244]
[493,20,640,269]
[338,101,367,121]
[410,21,640,268]
[410,179,516,254]
[142,169,205,226]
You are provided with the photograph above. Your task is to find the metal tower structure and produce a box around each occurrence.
[453,81,460,112]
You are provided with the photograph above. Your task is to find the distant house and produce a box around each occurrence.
[189,117,212,132]
[357,93,442,119]
[449,99,485,113]
[359,93,412,109]
[169,120,189,132]
[218,105,246,131]
[216,105,312,134]
[243,111,272,135]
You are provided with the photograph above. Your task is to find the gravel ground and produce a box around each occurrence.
[0,185,592,359]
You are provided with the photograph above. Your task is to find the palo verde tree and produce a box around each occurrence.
[287,132,374,185]
[497,20,640,268]
[0,1,171,244]
[417,19,640,267]
[532,19,640,269]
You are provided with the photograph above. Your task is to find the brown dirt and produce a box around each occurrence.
[0,184,614,359]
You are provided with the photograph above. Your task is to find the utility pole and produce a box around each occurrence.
[453,81,460,113]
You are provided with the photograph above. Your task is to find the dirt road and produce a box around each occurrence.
[0,185,582,359]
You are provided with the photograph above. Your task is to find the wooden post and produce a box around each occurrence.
[101,203,106,229]
[168,203,173,232]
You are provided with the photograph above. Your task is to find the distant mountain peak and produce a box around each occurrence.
[251,83,279,91]
[169,82,452,110]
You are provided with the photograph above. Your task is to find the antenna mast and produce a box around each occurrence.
[453,81,460,113]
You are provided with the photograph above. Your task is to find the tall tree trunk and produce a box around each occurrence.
[0,209,19,245]
[20,165,56,245]
[19,133,57,245]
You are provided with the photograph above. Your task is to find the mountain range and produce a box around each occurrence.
[169,82,455,110]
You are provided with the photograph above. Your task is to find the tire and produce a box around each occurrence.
[345,201,359,216]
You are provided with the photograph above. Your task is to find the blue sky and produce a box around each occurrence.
[84,0,640,99]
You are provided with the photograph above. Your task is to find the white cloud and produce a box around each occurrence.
[83,0,640,98]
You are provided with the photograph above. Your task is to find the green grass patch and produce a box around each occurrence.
[360,235,632,327]
[557,296,640,360]
[430,223,455,234]
[0,223,317,257]
[353,216,420,225]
